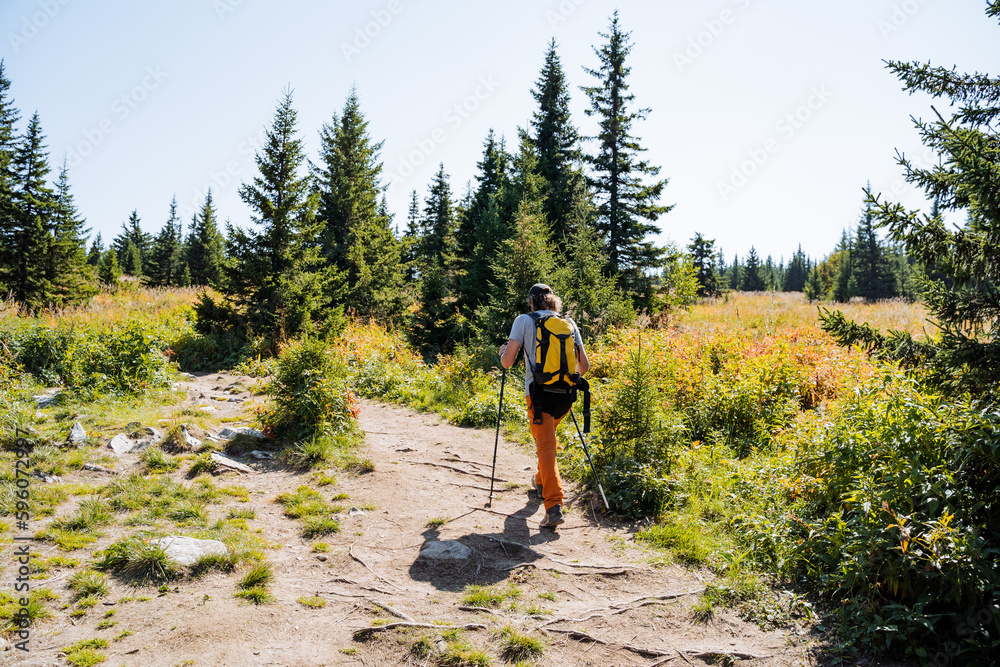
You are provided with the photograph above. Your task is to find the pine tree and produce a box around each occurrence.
[186,190,225,287]
[113,210,151,277]
[581,11,673,297]
[48,160,94,304]
[9,112,56,308]
[147,196,184,287]
[687,233,720,297]
[0,60,20,296]
[315,90,402,318]
[418,164,456,273]
[823,2,1000,391]
[201,90,339,348]
[804,265,825,301]
[739,247,766,291]
[530,39,582,250]
[728,253,741,290]
[97,249,121,288]
[831,230,855,302]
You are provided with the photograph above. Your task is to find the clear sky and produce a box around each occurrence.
[2,0,997,262]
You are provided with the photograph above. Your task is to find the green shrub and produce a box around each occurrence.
[266,338,359,442]
[787,380,1000,661]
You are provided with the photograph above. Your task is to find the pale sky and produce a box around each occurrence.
[2,0,997,262]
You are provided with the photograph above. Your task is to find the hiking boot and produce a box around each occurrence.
[539,505,564,528]
[531,475,543,498]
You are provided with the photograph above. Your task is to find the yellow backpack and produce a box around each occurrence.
[528,313,579,390]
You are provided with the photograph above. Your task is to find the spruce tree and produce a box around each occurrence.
[49,160,94,304]
[97,249,121,288]
[852,198,897,300]
[401,189,421,282]
[581,11,673,297]
[148,196,184,287]
[728,253,741,290]
[418,164,456,273]
[0,60,19,296]
[831,230,855,302]
[10,112,56,308]
[783,245,809,292]
[87,232,104,267]
[186,190,225,287]
[530,39,582,250]
[739,247,766,292]
[113,210,151,277]
[201,90,339,347]
[687,233,720,297]
[315,90,402,318]
[823,2,1000,391]
[804,265,825,301]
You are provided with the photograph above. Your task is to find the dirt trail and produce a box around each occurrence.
[6,376,818,666]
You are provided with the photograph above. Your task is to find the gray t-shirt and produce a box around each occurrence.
[508,311,585,396]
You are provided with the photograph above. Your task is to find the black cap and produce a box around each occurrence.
[528,283,552,297]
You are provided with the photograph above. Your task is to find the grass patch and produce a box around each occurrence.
[426,517,449,527]
[238,562,273,589]
[312,542,330,553]
[275,485,340,538]
[140,446,179,472]
[63,638,109,667]
[234,586,274,605]
[0,589,55,630]
[298,595,326,608]
[635,518,731,568]
[494,624,544,661]
[439,630,492,666]
[462,583,521,608]
[69,570,109,600]
[93,537,179,584]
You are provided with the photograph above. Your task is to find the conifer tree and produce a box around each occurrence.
[581,12,672,297]
[87,232,104,267]
[823,2,1000,391]
[401,189,422,282]
[97,249,121,288]
[783,245,809,292]
[9,112,56,308]
[804,265,825,301]
[728,253,741,290]
[831,230,855,302]
[852,199,897,300]
[148,196,185,287]
[530,39,582,249]
[0,60,19,296]
[200,90,339,348]
[687,233,720,297]
[315,90,402,318]
[739,247,766,291]
[418,164,456,273]
[48,160,94,304]
[113,210,151,277]
[186,190,225,287]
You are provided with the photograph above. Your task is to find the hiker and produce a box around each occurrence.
[498,284,589,528]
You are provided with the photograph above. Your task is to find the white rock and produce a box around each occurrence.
[249,450,273,460]
[68,422,87,443]
[349,507,365,517]
[108,434,136,455]
[154,536,228,567]
[34,389,61,407]
[210,452,254,473]
[199,405,218,413]
[180,427,201,449]
[218,427,266,440]
[181,372,197,380]
[419,540,471,561]
[145,427,164,441]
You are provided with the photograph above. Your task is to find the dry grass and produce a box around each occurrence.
[0,286,206,330]
[678,291,930,338]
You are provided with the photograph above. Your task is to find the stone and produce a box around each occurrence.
[32,472,62,483]
[144,427,164,441]
[199,405,218,413]
[316,555,328,562]
[180,427,201,449]
[33,389,61,408]
[419,540,471,561]
[154,536,228,567]
[210,452,254,473]
[181,372,197,380]
[108,434,136,455]
[68,422,87,443]
[348,507,365,517]
[249,450,273,460]
[218,427,265,440]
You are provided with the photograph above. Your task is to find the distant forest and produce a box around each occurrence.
[0,12,915,355]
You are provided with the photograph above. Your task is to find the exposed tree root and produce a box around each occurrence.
[353,622,487,639]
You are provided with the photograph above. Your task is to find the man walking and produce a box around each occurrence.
[499,284,589,528]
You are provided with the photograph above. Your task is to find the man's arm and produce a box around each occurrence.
[499,340,520,369]
[576,344,590,375]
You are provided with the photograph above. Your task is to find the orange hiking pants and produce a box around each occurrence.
[527,396,564,510]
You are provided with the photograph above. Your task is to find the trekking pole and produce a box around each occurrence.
[569,409,609,511]
[487,366,507,507]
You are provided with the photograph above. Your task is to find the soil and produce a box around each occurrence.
[4,372,823,666]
